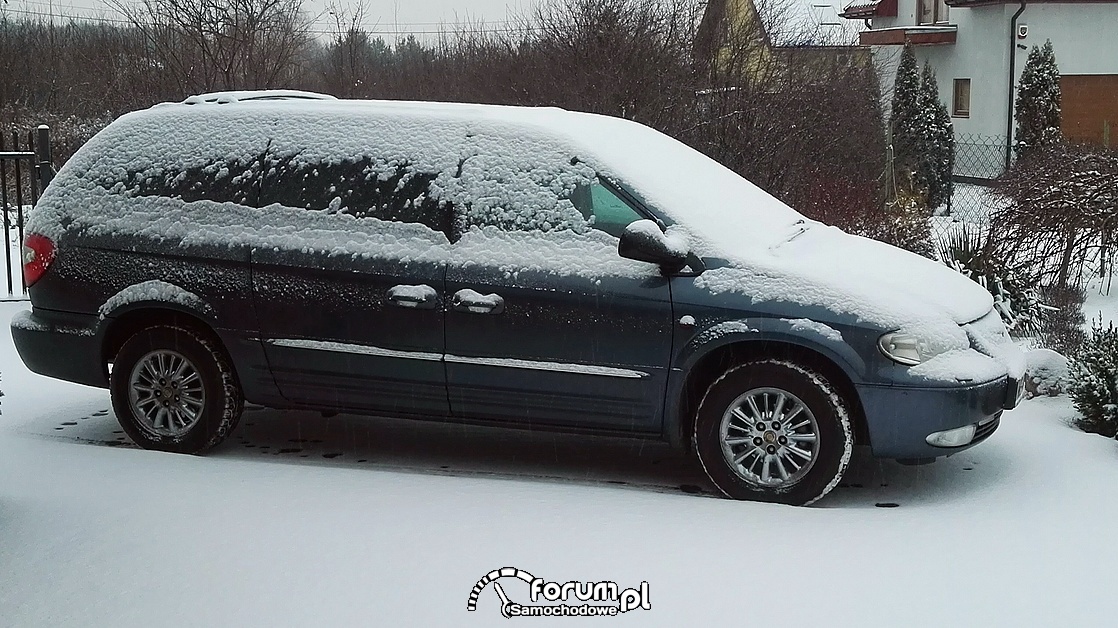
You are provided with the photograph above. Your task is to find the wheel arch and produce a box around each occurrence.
[670,333,869,452]
[101,305,227,366]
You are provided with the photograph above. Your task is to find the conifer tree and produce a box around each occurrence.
[1015,39,1062,158]
[919,62,955,210]
[889,42,923,181]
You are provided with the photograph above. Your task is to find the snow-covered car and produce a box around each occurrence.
[10,91,1025,505]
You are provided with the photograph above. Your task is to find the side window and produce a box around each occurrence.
[454,153,642,239]
[570,180,645,238]
[110,155,262,207]
[259,154,452,236]
[452,153,594,237]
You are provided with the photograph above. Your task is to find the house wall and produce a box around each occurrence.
[869,2,1118,172]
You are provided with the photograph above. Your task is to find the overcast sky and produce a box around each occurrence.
[4,0,544,39]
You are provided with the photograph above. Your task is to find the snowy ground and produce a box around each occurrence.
[930,183,1008,251]
[2,298,1118,626]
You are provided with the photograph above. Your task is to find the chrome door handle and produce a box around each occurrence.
[452,289,504,314]
[388,284,438,310]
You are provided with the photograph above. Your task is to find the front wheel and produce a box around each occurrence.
[693,359,852,506]
[110,325,244,454]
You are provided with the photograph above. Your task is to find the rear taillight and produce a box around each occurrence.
[22,233,56,288]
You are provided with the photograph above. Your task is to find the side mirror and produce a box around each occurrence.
[618,219,689,273]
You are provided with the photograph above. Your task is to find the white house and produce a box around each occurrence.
[840,0,1118,175]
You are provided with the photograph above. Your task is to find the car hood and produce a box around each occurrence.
[694,222,994,345]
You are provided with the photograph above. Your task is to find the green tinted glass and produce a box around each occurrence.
[585,181,643,238]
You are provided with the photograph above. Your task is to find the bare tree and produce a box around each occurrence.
[110,0,314,94]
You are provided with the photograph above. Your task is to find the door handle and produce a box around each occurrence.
[452,289,505,314]
[388,284,438,310]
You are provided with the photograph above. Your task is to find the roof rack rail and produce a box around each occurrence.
[182,90,337,105]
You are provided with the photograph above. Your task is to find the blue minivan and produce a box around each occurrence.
[11,92,1025,505]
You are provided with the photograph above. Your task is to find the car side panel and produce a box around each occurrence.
[27,234,280,405]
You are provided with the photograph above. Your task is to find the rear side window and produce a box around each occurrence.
[259,154,451,236]
[118,157,262,206]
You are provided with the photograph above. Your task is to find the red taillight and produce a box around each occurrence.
[22,233,56,287]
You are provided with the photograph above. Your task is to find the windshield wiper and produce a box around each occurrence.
[770,219,811,251]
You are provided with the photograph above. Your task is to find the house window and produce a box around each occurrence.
[953,79,971,117]
[919,0,950,25]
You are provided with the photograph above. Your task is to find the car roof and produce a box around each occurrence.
[181,90,339,105]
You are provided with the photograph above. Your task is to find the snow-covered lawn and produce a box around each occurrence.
[2,299,1117,627]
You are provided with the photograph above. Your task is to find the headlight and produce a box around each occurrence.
[878,332,936,366]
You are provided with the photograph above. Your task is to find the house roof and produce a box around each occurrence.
[701,0,863,48]
[839,0,898,19]
[944,0,1118,6]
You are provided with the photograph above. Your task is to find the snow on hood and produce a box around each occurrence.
[694,224,994,355]
[548,111,993,343]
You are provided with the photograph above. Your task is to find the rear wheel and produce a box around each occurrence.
[693,359,852,505]
[110,325,243,454]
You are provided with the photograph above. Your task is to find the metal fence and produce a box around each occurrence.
[933,134,1009,246]
[0,126,53,299]
[954,133,1008,182]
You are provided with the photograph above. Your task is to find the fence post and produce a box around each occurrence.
[36,125,53,192]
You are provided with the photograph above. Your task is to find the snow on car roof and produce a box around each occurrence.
[180,90,338,105]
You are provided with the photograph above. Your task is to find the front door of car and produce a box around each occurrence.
[251,151,452,417]
[444,176,674,433]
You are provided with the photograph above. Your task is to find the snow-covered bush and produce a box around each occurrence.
[873,191,934,258]
[1025,348,1070,397]
[1069,319,1118,437]
[2,107,113,166]
[937,225,1045,335]
[1036,284,1086,356]
[993,144,1118,289]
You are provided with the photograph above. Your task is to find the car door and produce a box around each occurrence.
[251,148,452,417]
[444,167,674,433]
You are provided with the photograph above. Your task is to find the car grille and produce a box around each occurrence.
[974,413,1002,442]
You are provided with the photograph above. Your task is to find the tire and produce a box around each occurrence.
[692,359,852,506]
[110,325,244,454]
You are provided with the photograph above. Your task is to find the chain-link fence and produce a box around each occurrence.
[931,134,1009,246]
[954,133,1008,181]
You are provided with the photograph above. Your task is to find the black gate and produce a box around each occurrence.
[0,126,54,298]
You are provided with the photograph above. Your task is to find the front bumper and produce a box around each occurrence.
[857,375,1016,459]
[11,309,107,388]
